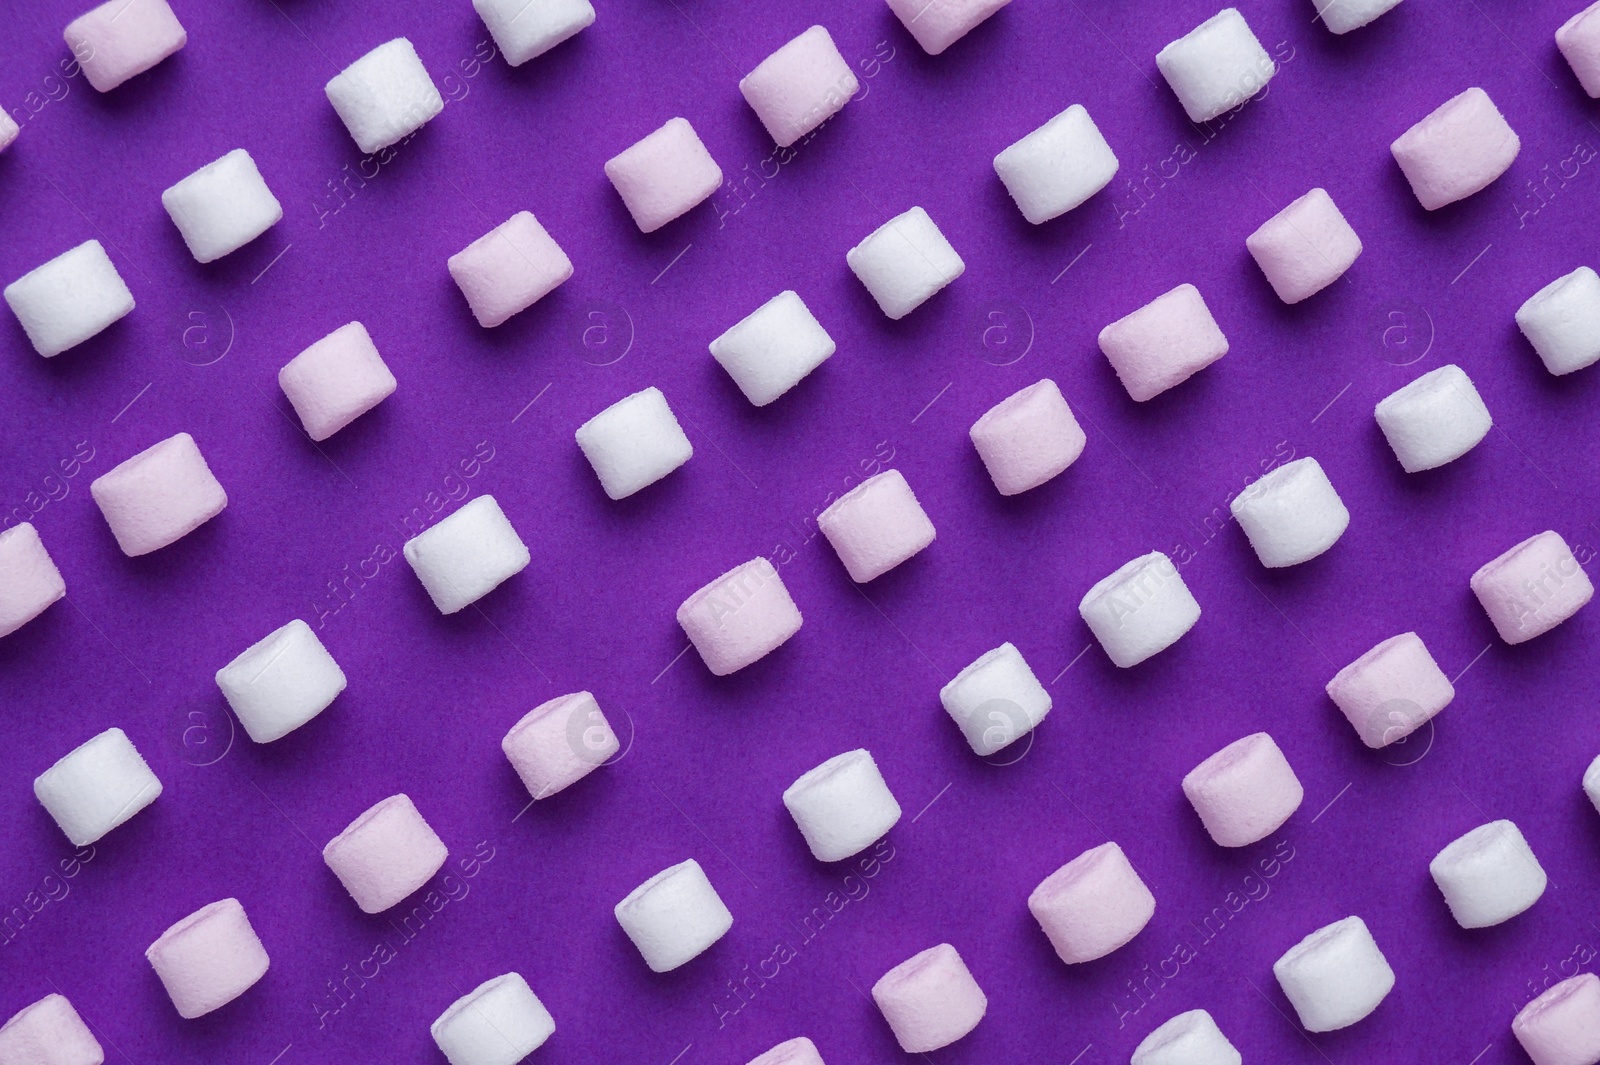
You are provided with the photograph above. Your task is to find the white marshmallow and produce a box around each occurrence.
[575,387,693,500]
[1080,552,1200,667]
[0,993,103,1064]
[1229,457,1349,568]
[1516,266,1600,376]
[1131,1009,1241,1065]
[1374,364,1492,472]
[993,105,1119,224]
[1586,754,1600,816]
[782,749,901,862]
[1315,0,1405,33]
[1429,820,1547,928]
[473,0,593,66]
[0,112,17,153]
[34,728,162,846]
[161,149,283,263]
[615,859,733,972]
[325,39,444,155]
[215,619,346,743]
[1272,916,1395,1032]
[431,973,555,1065]
[846,207,964,320]
[403,496,529,614]
[939,642,1051,756]
[709,291,835,406]
[747,1038,825,1065]
[4,240,134,357]
[1156,8,1275,123]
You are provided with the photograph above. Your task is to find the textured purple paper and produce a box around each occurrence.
[2,0,1599,1061]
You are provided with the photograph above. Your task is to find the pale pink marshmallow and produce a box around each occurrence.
[885,0,1011,54]
[871,943,987,1052]
[502,691,619,801]
[969,379,1086,496]
[747,1037,824,1065]
[677,557,802,675]
[0,993,102,1065]
[0,523,66,638]
[1183,732,1303,847]
[817,470,935,582]
[1391,87,1520,210]
[278,322,397,441]
[322,794,448,913]
[64,0,186,93]
[1028,841,1155,964]
[739,27,859,148]
[1098,284,1228,401]
[1558,3,1600,98]
[1471,531,1593,644]
[145,898,269,1019]
[0,112,18,153]
[1326,632,1454,748]
[1514,973,1600,1065]
[605,117,723,233]
[448,211,573,328]
[1246,188,1362,304]
[89,433,226,557]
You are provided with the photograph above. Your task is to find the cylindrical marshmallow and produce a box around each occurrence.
[968,379,1087,496]
[161,149,283,264]
[1472,531,1594,644]
[145,898,270,1019]
[1513,973,1600,1065]
[614,859,733,972]
[0,993,103,1065]
[992,104,1119,224]
[1325,632,1454,748]
[215,619,346,743]
[886,0,1011,55]
[322,794,448,913]
[1182,732,1303,847]
[782,749,901,862]
[402,495,530,614]
[1097,284,1228,402]
[502,691,619,801]
[1245,187,1362,304]
[0,522,66,638]
[324,38,444,155]
[939,642,1052,756]
[575,387,694,500]
[1155,8,1275,123]
[1374,364,1493,472]
[1131,1009,1241,1065]
[709,290,836,407]
[1028,842,1156,964]
[738,26,859,147]
[472,0,593,66]
[1586,754,1600,817]
[604,117,723,233]
[1390,87,1520,210]
[1429,820,1547,928]
[430,973,555,1065]
[65,0,187,93]
[4,240,135,358]
[89,433,227,557]
[817,470,936,582]
[1559,3,1600,97]
[1516,266,1600,376]
[1315,0,1406,34]
[34,727,162,846]
[677,557,802,675]
[871,943,987,1053]
[747,1037,825,1065]
[1272,916,1395,1032]
[1230,457,1349,567]
[846,207,965,320]
[448,211,573,328]
[1080,551,1201,667]
[278,322,397,442]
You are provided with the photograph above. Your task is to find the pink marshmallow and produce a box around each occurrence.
[968,379,1086,496]
[145,898,269,1019]
[1559,3,1600,98]
[0,523,66,638]
[677,557,802,675]
[1326,632,1454,749]
[64,0,186,93]
[1514,973,1600,1065]
[278,322,397,442]
[448,211,573,328]
[1028,841,1155,964]
[1391,87,1520,210]
[747,1037,825,1065]
[739,27,859,148]
[322,794,448,913]
[1098,284,1228,401]
[1182,732,1304,847]
[871,943,987,1053]
[502,691,619,801]
[1245,188,1362,304]
[885,0,1012,55]
[0,993,103,1065]
[89,433,226,557]
[817,470,935,582]
[1471,531,1594,645]
[604,117,723,233]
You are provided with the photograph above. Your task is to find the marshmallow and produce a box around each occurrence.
[325,39,443,155]
[1183,732,1303,847]
[615,859,732,972]
[1315,0,1406,33]
[1272,916,1394,1032]
[1471,531,1594,644]
[145,898,269,1019]
[1586,754,1600,816]
[161,150,282,264]
[1246,188,1362,303]
[969,380,1086,496]
[1326,632,1453,748]
[709,290,835,406]
[64,0,186,93]
[0,112,17,153]
[1430,820,1547,928]
[1156,8,1275,123]
[1391,88,1519,210]
[677,557,802,675]
[0,994,102,1065]
[1080,551,1201,667]
[847,207,965,320]
[939,642,1051,756]
[0,523,66,639]
[474,0,593,66]
[1374,364,1492,472]
[886,0,1010,54]
[403,495,530,614]
[449,211,573,328]
[1516,266,1600,376]
[502,691,618,801]
[278,322,397,441]
[605,118,722,233]
[1559,3,1600,97]
[1230,457,1350,568]
[214,619,346,743]
[5,240,134,358]
[782,749,901,862]
[1131,1010,1241,1065]
[740,27,858,147]
[575,387,693,500]
[34,727,161,846]
[993,105,1118,225]
[871,943,986,1052]
[322,794,448,913]
[1514,973,1600,1065]
[747,1038,824,1065]
[1028,842,1155,964]
[1097,284,1227,402]
[817,470,935,582]
[90,433,227,557]
[431,973,555,1065]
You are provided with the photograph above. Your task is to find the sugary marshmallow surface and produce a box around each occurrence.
[1429,819,1547,928]
[325,39,444,155]
[1559,3,1600,97]
[502,691,619,801]
[1374,364,1492,472]
[1471,531,1594,644]
[1230,457,1350,568]
[1246,188,1362,303]
[161,149,282,264]
[1131,1009,1241,1065]
[34,728,161,846]
[90,432,227,557]
[1326,632,1453,748]
[846,207,965,320]
[1272,916,1395,1032]
[145,898,269,1019]
[0,993,102,1065]
[605,118,723,233]
[65,0,186,92]
[0,523,66,639]
[677,557,802,675]
[739,26,859,147]
[615,859,733,972]
[1080,551,1201,667]
[1391,87,1520,210]
[403,495,530,614]
[1097,284,1227,402]
[1516,266,1600,376]
[939,642,1051,756]
[215,619,347,743]
[993,104,1117,224]
[871,943,987,1052]
[575,387,693,500]
[969,379,1086,496]
[709,291,835,407]
[1183,732,1303,847]
[1028,842,1155,964]
[4,240,135,357]
[1586,754,1600,817]
[323,794,448,913]
[1513,973,1600,1065]
[431,972,555,1065]
[1155,8,1275,123]
[747,1037,825,1065]
[886,0,1011,54]
[1315,0,1406,33]
[278,322,398,441]
[449,211,573,328]
[474,0,594,66]
[782,749,902,862]
[817,470,935,582]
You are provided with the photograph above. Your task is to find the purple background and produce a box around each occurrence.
[2,0,1599,1061]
